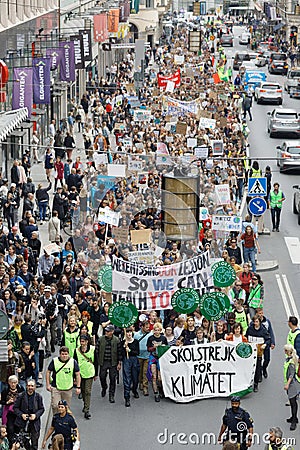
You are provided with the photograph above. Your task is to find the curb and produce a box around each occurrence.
[256,260,279,272]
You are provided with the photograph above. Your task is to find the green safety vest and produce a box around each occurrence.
[250,168,261,177]
[283,358,300,383]
[270,190,284,209]
[64,329,79,358]
[287,328,300,347]
[54,357,74,391]
[235,309,249,333]
[76,346,95,379]
[248,285,262,309]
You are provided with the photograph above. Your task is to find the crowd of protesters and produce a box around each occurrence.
[0,13,299,450]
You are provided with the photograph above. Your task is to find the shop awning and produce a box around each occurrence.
[0,108,28,143]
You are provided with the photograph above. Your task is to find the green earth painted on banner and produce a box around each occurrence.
[108,300,138,328]
[171,288,200,314]
[199,293,226,321]
[214,292,231,311]
[236,342,253,359]
[212,261,236,287]
[98,265,112,292]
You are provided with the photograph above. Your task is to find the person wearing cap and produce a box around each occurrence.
[264,426,292,450]
[218,396,253,450]
[42,399,80,450]
[74,335,98,419]
[98,324,122,403]
[46,346,81,415]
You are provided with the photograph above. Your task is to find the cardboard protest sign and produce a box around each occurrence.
[94,153,107,166]
[211,140,224,156]
[199,118,216,130]
[176,122,187,135]
[220,117,227,128]
[212,215,242,232]
[112,227,129,243]
[130,229,152,245]
[107,164,126,177]
[215,184,231,205]
[111,252,213,310]
[160,341,256,402]
[194,146,209,158]
[98,207,120,226]
[128,250,155,265]
[128,157,143,171]
[198,110,213,119]
[187,138,197,148]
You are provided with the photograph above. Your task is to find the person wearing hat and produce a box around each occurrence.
[74,335,98,419]
[98,324,122,403]
[218,396,253,450]
[42,399,80,450]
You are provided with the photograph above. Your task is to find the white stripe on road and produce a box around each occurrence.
[282,274,299,318]
[284,237,300,264]
[275,274,292,318]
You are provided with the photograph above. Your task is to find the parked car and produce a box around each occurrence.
[293,185,300,224]
[254,81,283,104]
[284,68,300,93]
[276,140,300,172]
[268,52,288,75]
[239,32,251,45]
[220,33,233,46]
[267,108,300,138]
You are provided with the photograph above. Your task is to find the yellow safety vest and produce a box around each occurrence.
[76,346,95,379]
[284,358,300,383]
[54,357,74,391]
[287,328,300,348]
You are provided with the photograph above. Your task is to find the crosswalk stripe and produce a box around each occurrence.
[282,274,299,318]
[275,274,292,318]
[284,237,300,264]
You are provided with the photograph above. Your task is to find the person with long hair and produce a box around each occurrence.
[146,322,167,403]
[284,344,300,431]
[239,225,261,273]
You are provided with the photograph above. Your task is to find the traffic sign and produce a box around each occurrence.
[248,197,267,216]
[248,177,267,196]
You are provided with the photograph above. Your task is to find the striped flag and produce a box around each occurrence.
[94,14,108,43]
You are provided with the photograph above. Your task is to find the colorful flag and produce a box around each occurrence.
[157,69,181,89]
[12,67,33,115]
[108,9,119,32]
[212,72,221,84]
[70,35,84,69]
[59,41,75,82]
[46,48,63,70]
[94,14,108,43]
[32,57,51,104]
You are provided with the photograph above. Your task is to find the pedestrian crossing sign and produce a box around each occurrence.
[248,177,267,197]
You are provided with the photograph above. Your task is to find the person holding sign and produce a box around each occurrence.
[122,329,140,407]
[218,396,254,450]
[147,323,168,403]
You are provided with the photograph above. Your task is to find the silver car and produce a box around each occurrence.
[277,140,300,172]
[267,108,300,138]
[255,82,283,104]
[284,68,300,93]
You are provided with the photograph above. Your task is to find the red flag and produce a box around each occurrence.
[108,9,119,33]
[94,14,108,43]
[213,73,221,84]
[157,69,181,89]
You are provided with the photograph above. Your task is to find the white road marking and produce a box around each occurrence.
[284,236,300,264]
[275,274,292,318]
[282,274,299,318]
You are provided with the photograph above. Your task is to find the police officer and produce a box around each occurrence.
[218,396,254,450]
[264,426,293,450]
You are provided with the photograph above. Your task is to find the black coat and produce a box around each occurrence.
[14,391,45,432]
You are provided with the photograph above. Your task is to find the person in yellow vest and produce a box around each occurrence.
[287,316,300,357]
[233,298,250,333]
[284,344,300,431]
[61,316,79,358]
[264,426,293,450]
[46,346,81,414]
[74,335,98,419]
[268,182,285,232]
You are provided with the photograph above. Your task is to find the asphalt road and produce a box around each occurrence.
[65,28,300,450]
